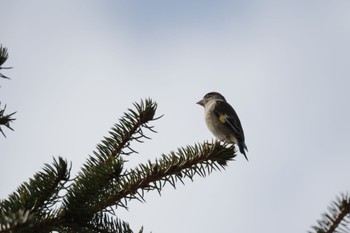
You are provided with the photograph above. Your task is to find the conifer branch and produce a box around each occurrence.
[0,44,12,79]
[0,44,15,137]
[62,99,159,229]
[310,193,350,233]
[0,157,69,232]
[96,141,236,211]
[106,99,159,158]
[0,99,236,232]
[0,104,16,137]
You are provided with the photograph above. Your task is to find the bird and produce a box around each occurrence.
[197,92,248,161]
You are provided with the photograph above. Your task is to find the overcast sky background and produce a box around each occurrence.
[1,1,350,232]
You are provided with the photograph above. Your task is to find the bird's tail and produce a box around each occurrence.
[239,142,248,161]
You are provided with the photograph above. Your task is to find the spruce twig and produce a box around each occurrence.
[310,193,350,233]
[97,141,236,211]
[0,104,16,137]
[0,44,12,79]
[0,157,70,233]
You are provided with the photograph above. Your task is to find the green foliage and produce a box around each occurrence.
[63,99,159,224]
[101,141,235,209]
[310,193,350,233]
[0,104,16,137]
[0,99,236,232]
[0,44,12,79]
[0,157,69,232]
[0,44,15,137]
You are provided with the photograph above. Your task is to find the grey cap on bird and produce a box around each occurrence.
[197,92,248,161]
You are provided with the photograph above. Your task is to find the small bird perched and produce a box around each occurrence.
[197,92,248,161]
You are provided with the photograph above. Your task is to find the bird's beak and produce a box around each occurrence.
[196,99,204,106]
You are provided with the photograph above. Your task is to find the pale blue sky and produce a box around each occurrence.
[1,1,350,232]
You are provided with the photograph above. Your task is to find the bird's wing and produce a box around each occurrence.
[212,101,245,140]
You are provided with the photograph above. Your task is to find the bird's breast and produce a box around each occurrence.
[204,108,226,140]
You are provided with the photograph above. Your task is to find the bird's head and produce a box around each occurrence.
[196,92,226,107]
